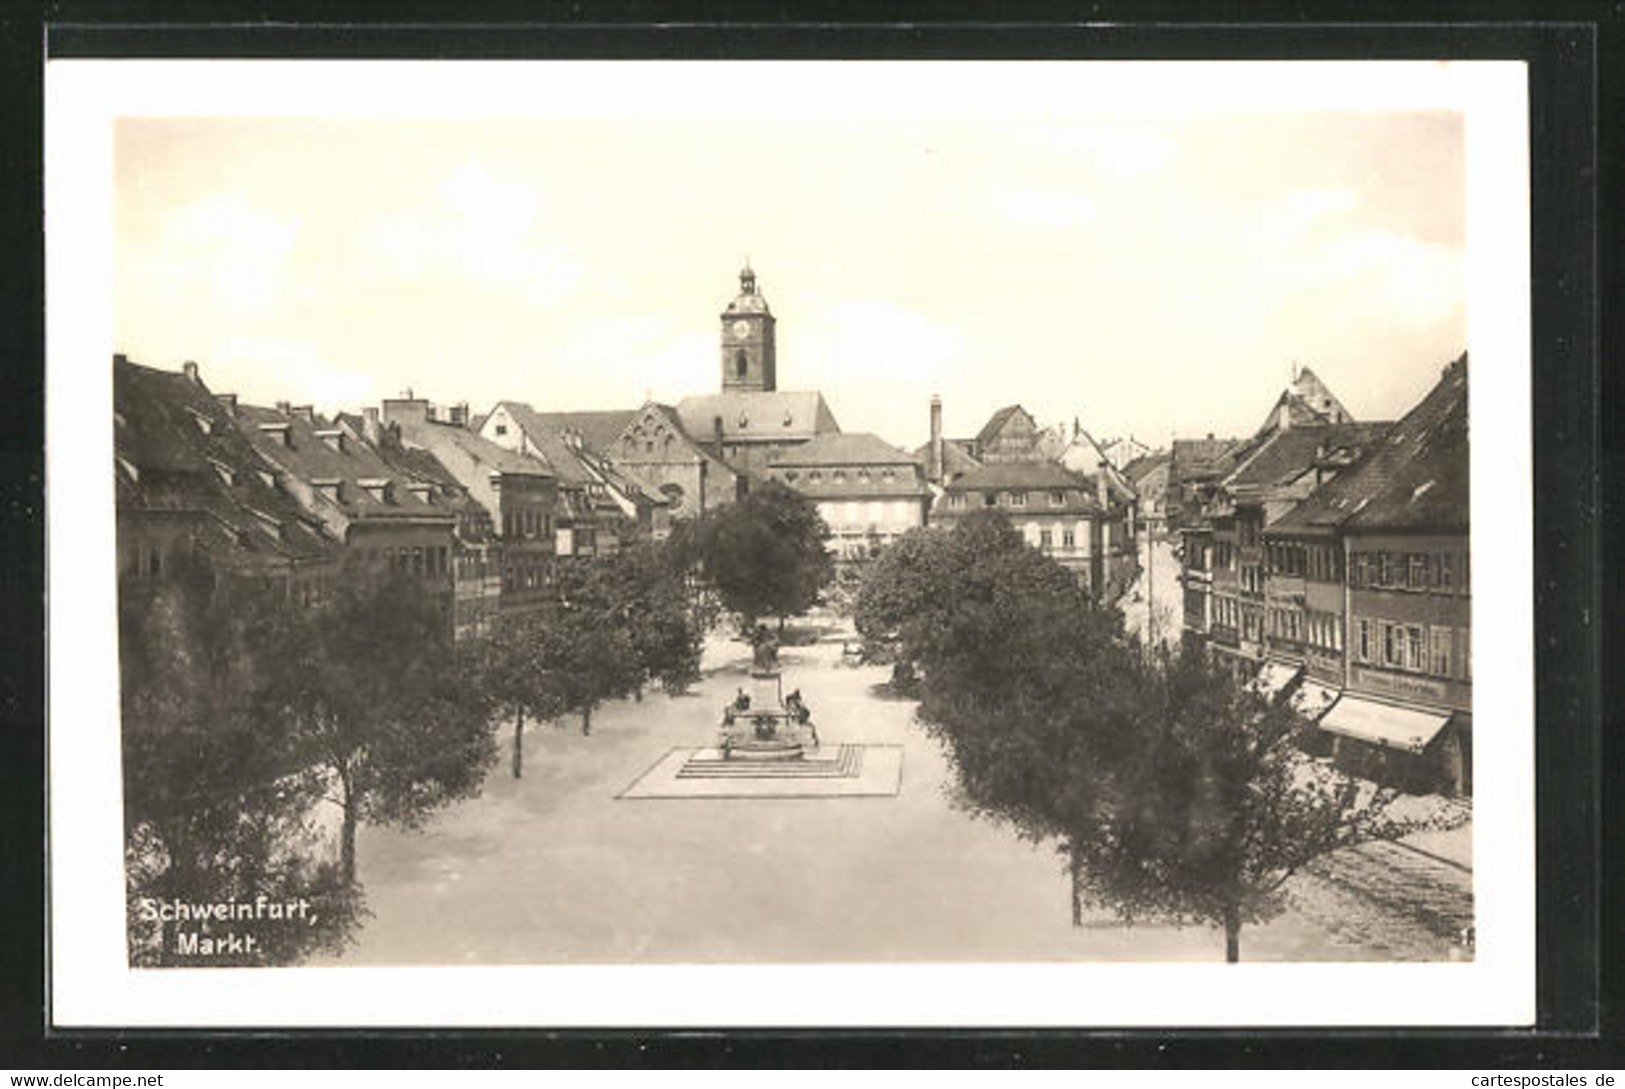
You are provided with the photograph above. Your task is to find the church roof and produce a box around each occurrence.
[674,390,840,443]
[769,431,920,468]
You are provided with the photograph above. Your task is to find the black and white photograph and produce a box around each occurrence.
[45,58,1536,1027]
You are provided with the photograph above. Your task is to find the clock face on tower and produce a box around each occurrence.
[731,319,751,340]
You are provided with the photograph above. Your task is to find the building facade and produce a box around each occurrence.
[765,432,931,562]
[930,460,1136,602]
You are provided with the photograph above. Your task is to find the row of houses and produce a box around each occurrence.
[1176,356,1472,796]
[115,266,1146,637]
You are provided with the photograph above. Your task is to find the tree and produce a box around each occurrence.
[534,558,642,736]
[860,512,1138,922]
[1072,642,1410,962]
[478,610,566,779]
[684,480,833,631]
[257,567,499,884]
[119,555,365,965]
[602,540,707,696]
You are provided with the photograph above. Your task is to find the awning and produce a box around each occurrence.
[1318,696,1451,754]
[1290,680,1340,721]
[1250,660,1301,699]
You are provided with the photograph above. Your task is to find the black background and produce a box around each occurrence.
[1,4,1614,1069]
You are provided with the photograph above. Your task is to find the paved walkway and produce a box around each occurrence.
[321,622,1464,965]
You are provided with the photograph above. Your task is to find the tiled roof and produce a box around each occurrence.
[1270,354,1468,534]
[912,438,984,478]
[525,409,639,454]
[947,459,1093,492]
[974,404,1028,448]
[1122,452,1171,484]
[489,401,603,487]
[235,401,451,523]
[396,417,551,478]
[674,390,840,443]
[114,359,338,565]
[769,431,921,468]
[1224,422,1391,492]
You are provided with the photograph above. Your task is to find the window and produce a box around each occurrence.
[735,350,748,378]
[1410,554,1427,589]
[1039,529,1053,550]
[413,547,425,575]
[1430,626,1452,676]
[948,494,965,509]
[1051,491,1066,507]
[833,470,846,483]
[809,471,822,483]
[1010,492,1027,507]
[1382,621,1399,665]
[1406,624,1424,670]
[1357,618,1372,662]
[1376,552,1392,586]
[1062,529,1075,548]
[495,423,508,436]
[1350,552,1367,588]
[1440,552,1454,590]
[1461,626,1472,678]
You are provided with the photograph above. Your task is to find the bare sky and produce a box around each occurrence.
[114,69,1465,451]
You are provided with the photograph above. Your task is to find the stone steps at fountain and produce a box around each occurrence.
[676,744,864,780]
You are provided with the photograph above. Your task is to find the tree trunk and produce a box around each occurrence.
[511,710,525,779]
[340,801,358,887]
[1069,845,1084,927]
[777,614,785,635]
[1223,904,1241,963]
[634,685,643,703]
[581,705,592,736]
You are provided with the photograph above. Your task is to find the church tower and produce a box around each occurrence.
[720,262,776,392]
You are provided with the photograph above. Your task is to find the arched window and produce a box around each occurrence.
[735,350,748,378]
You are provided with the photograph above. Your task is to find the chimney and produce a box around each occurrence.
[1097,461,1110,512]
[292,405,316,424]
[362,406,382,446]
[215,393,237,416]
[113,353,128,366]
[929,394,944,484]
[713,415,725,457]
[276,400,292,416]
[182,360,201,385]
[449,402,469,428]
[1278,401,1292,431]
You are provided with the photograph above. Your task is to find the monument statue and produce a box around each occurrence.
[750,623,779,672]
[720,622,817,760]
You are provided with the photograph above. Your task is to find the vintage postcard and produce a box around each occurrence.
[46,58,1533,1026]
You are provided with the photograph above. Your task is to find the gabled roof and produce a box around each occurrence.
[1123,452,1171,484]
[1270,354,1468,535]
[674,390,840,443]
[1224,422,1391,493]
[114,358,339,565]
[235,401,450,522]
[911,438,984,478]
[769,431,921,468]
[974,404,1032,448]
[525,409,639,454]
[394,416,551,479]
[947,459,1093,492]
[487,401,602,487]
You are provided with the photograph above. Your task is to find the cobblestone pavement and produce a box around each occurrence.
[1283,837,1475,961]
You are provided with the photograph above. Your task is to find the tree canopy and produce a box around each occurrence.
[679,480,833,629]
[255,567,499,883]
[856,509,1409,960]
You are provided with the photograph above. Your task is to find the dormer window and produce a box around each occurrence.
[809,470,822,483]
[358,478,393,504]
[882,468,895,482]
[1051,491,1066,506]
[207,459,238,487]
[857,468,870,482]
[407,482,435,504]
[315,428,346,453]
[833,470,846,483]
[186,407,215,435]
[312,478,343,503]
[738,413,749,429]
[256,469,278,490]
[258,422,293,448]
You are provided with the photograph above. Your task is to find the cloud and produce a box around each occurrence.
[798,300,964,383]
[146,197,301,315]
[1037,124,1175,179]
[997,189,1096,226]
[209,339,376,412]
[363,164,580,305]
[1279,230,1464,331]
